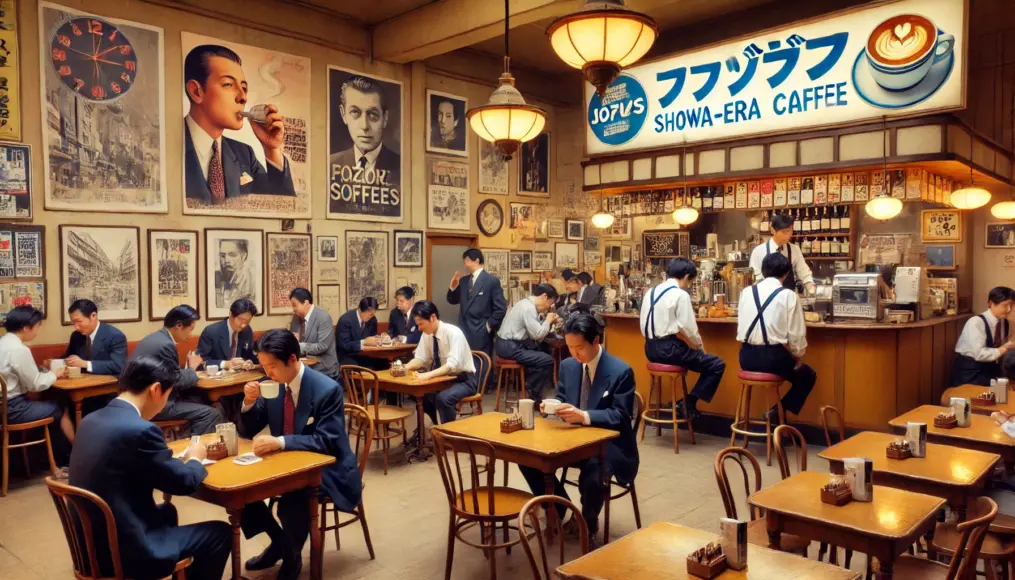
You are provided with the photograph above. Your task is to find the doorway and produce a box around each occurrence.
[426,234,477,325]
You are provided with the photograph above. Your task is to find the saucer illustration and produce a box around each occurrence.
[852,49,954,109]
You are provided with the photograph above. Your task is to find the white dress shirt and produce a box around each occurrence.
[0,333,57,399]
[242,362,305,450]
[639,280,702,348]
[354,145,382,176]
[85,321,100,373]
[956,310,1008,362]
[736,277,808,357]
[497,297,551,342]
[577,285,587,303]
[412,321,476,375]
[749,239,814,286]
[186,115,220,180]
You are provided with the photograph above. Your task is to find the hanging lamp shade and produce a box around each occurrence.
[591,211,615,229]
[865,196,903,220]
[547,0,658,96]
[467,70,547,160]
[672,206,699,225]
[991,201,1015,220]
[950,184,992,210]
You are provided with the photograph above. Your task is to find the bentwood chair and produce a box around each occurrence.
[341,365,411,475]
[817,405,861,571]
[457,351,493,418]
[714,447,810,557]
[46,478,193,579]
[930,497,1012,580]
[433,430,533,580]
[518,495,590,580]
[319,403,375,559]
[896,496,997,580]
[2,376,58,496]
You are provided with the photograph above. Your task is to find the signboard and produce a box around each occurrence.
[585,0,966,155]
[643,229,691,259]
[0,0,20,141]
[921,209,962,242]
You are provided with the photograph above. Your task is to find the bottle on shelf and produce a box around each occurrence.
[821,206,831,233]
[703,187,713,211]
[841,206,851,234]
[801,237,810,255]
[830,206,841,232]
[821,236,830,256]
[760,210,770,233]
[800,208,811,234]
[810,236,821,256]
[811,207,821,233]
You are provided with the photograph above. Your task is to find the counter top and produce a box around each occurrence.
[601,312,970,330]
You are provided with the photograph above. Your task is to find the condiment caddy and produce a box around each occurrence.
[686,542,727,579]
[820,476,853,506]
[885,439,912,460]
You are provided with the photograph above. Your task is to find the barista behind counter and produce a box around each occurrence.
[749,213,815,295]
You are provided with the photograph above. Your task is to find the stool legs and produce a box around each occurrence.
[495,365,525,412]
[641,371,696,455]
[730,381,784,466]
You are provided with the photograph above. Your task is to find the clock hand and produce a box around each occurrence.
[94,44,124,59]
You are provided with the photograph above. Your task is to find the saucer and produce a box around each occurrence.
[851,49,954,109]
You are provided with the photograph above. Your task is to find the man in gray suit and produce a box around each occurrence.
[578,272,605,307]
[130,305,223,435]
[288,288,339,380]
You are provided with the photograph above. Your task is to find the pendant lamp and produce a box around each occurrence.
[591,190,615,228]
[865,116,903,221]
[672,145,698,225]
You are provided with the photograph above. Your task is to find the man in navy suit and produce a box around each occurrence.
[62,299,128,376]
[519,312,639,546]
[446,249,507,360]
[238,330,362,580]
[196,298,257,370]
[69,355,231,580]
[183,44,295,203]
[388,286,422,345]
[335,297,384,371]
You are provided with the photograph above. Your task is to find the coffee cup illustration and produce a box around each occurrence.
[865,14,954,91]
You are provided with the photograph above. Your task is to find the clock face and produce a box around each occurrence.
[50,17,137,102]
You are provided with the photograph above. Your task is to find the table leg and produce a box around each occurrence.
[74,399,83,426]
[599,444,607,544]
[767,530,781,551]
[545,472,559,544]
[407,395,432,463]
[227,509,244,580]
[876,557,894,580]
[309,486,322,580]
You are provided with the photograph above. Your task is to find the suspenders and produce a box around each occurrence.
[746,285,786,346]
[978,314,1009,348]
[644,284,680,340]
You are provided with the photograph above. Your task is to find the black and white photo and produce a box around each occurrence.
[533,250,553,272]
[346,230,388,310]
[584,235,600,251]
[986,223,1015,248]
[205,228,263,319]
[510,250,532,273]
[518,133,549,197]
[567,219,585,241]
[427,158,469,230]
[477,199,504,237]
[394,230,423,267]
[479,140,508,194]
[60,225,141,324]
[148,230,198,320]
[555,242,579,269]
[317,236,338,262]
[426,89,467,158]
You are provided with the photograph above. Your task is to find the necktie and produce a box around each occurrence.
[432,335,441,371]
[299,317,307,341]
[995,320,1004,346]
[229,332,237,359]
[777,245,785,253]
[209,141,226,202]
[579,366,592,410]
[85,335,93,359]
[283,385,295,435]
[468,275,474,294]
[358,156,368,169]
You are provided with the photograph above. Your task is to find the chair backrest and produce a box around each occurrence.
[714,447,764,521]
[431,429,500,520]
[518,495,589,580]
[472,350,492,396]
[632,391,644,431]
[344,403,374,476]
[340,365,381,420]
[819,405,845,448]
[945,496,997,580]
[46,477,123,580]
[773,424,807,480]
[1,375,8,431]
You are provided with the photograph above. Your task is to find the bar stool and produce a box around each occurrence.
[494,356,526,412]
[549,338,568,386]
[154,420,189,442]
[730,371,786,466]
[640,362,695,454]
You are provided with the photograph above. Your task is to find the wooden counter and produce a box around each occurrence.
[602,312,969,431]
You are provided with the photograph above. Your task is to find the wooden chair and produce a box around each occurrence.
[457,351,493,418]
[930,497,1012,580]
[816,405,861,571]
[2,376,58,496]
[341,365,411,475]
[894,496,997,580]
[494,357,525,412]
[714,447,810,557]
[319,403,375,559]
[46,477,193,579]
[432,430,533,580]
[518,495,590,580]
[773,424,807,480]
[153,420,189,442]
[819,405,846,448]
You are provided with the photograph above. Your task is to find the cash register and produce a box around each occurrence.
[832,273,883,321]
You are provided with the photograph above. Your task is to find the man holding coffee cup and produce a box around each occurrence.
[61,299,128,377]
[496,283,560,401]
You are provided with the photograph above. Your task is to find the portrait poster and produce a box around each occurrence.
[345,230,388,310]
[986,223,1015,249]
[0,224,44,279]
[555,242,579,269]
[533,250,553,272]
[393,230,423,267]
[0,143,32,219]
[316,284,341,322]
[483,249,509,292]
[0,283,45,323]
[518,133,549,197]
[40,4,166,213]
[426,89,467,157]
[427,158,469,230]
[205,228,263,319]
[510,202,536,238]
[147,230,198,320]
[317,236,338,262]
[181,33,311,218]
[266,233,311,316]
[59,225,141,324]
[0,0,20,141]
[328,67,403,222]
[478,140,508,194]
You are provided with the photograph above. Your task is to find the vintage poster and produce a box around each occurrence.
[509,202,536,238]
[426,89,467,157]
[427,158,469,231]
[148,230,198,320]
[584,251,602,268]
[533,250,553,272]
[0,282,45,322]
[555,242,579,269]
[0,232,12,277]
[181,33,311,218]
[205,228,263,319]
[316,284,341,322]
[345,230,388,310]
[40,3,166,213]
[328,67,403,222]
[59,225,141,324]
[0,0,21,141]
[266,233,311,316]
[518,133,549,196]
[986,223,1015,249]
[482,249,509,291]
[479,140,508,194]
[13,229,43,278]
[393,230,422,268]
[0,143,32,219]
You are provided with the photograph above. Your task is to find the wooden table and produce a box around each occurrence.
[374,369,455,461]
[167,438,335,580]
[749,471,945,579]
[301,356,320,366]
[889,405,1015,471]
[360,343,417,361]
[818,431,998,514]
[195,370,267,403]
[941,384,1015,416]
[50,375,119,424]
[557,521,860,579]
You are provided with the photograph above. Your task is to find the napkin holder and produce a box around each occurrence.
[950,397,972,427]
[686,544,727,579]
[500,416,523,433]
[885,440,913,460]
[934,412,959,429]
[972,391,997,408]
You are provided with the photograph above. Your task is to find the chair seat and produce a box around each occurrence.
[933,521,1015,558]
[495,356,522,367]
[454,487,534,517]
[738,370,785,383]
[6,417,55,431]
[747,519,810,554]
[647,362,686,373]
[154,420,189,428]
[889,554,950,580]
[460,393,482,402]
[371,405,412,422]
[989,512,1015,535]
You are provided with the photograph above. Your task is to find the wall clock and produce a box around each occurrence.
[50,17,137,102]
[477,199,503,237]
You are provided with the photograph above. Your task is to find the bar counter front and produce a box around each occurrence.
[602,313,969,432]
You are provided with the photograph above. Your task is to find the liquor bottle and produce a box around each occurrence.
[703,186,713,211]
[692,187,702,209]
[760,211,770,233]
[821,206,831,233]
[821,237,831,256]
[809,207,820,233]
[830,206,841,232]
[841,206,851,234]
[811,236,821,256]
[801,237,810,256]
[800,208,811,233]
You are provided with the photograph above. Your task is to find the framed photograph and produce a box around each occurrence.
[476,199,504,237]
[59,225,141,324]
[0,224,45,279]
[608,217,633,240]
[205,228,264,320]
[986,223,1015,248]
[317,236,338,262]
[510,250,532,273]
[509,202,537,237]
[622,245,632,262]
[266,233,312,316]
[426,90,467,158]
[316,283,342,322]
[483,249,509,291]
[585,251,602,268]
[925,244,957,270]
[533,250,553,271]
[518,133,549,197]
[921,209,962,242]
[0,283,46,323]
[584,236,600,251]
[393,230,423,267]
[346,230,388,310]
[478,140,508,194]
[547,219,566,239]
[427,158,470,230]
[0,142,33,219]
[148,230,199,320]
[566,219,585,241]
[555,242,580,269]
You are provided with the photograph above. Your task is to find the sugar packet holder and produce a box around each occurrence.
[905,421,927,458]
[686,541,726,579]
[950,397,972,427]
[843,457,873,502]
[719,518,747,571]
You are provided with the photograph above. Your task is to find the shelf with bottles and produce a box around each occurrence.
[759,205,854,238]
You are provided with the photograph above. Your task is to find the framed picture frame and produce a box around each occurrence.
[533,250,553,271]
[393,230,424,267]
[427,158,470,231]
[607,217,633,240]
[266,233,312,316]
[317,236,338,262]
[476,199,504,237]
[925,244,957,270]
[510,250,532,273]
[316,283,342,322]
[345,230,389,310]
[147,229,199,321]
[482,249,509,290]
[985,223,1015,249]
[555,242,580,269]
[59,225,142,325]
[518,133,549,197]
[921,209,962,242]
[0,142,34,220]
[547,219,565,239]
[566,219,585,241]
[509,202,537,238]
[205,228,264,320]
[0,224,45,279]
[478,140,509,194]
[0,282,46,322]
[426,89,468,158]
[584,236,600,251]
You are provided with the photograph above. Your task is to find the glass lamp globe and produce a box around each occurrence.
[864,196,903,220]
[672,206,699,226]
[591,211,615,229]
[991,200,1015,220]
[949,185,991,210]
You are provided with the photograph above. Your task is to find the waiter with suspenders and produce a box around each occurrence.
[950,286,1015,386]
[749,212,816,294]
[736,253,817,425]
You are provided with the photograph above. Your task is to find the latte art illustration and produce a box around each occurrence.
[873,22,930,63]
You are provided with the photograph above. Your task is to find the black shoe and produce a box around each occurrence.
[675,400,701,422]
[277,553,302,580]
[245,545,281,571]
[764,406,783,427]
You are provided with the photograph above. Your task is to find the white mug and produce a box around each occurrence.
[68,367,82,378]
[206,365,219,375]
[542,398,562,415]
[260,380,280,399]
[50,359,66,372]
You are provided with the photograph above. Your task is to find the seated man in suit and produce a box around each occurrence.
[131,305,222,435]
[496,283,560,401]
[576,272,604,307]
[335,297,383,371]
[70,355,231,580]
[62,299,128,376]
[388,286,422,345]
[289,288,340,379]
[519,312,639,548]
[238,330,362,580]
[405,300,477,425]
[196,298,257,370]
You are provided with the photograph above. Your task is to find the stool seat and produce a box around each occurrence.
[647,362,686,373]
[495,356,521,366]
[737,370,784,383]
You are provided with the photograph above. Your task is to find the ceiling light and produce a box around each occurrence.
[950,185,991,210]
[865,196,903,221]
[591,211,615,228]
[991,201,1015,220]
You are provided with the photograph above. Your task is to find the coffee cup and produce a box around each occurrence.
[542,398,562,415]
[68,367,81,378]
[206,364,219,376]
[50,359,66,372]
[865,14,953,91]
[259,380,280,399]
